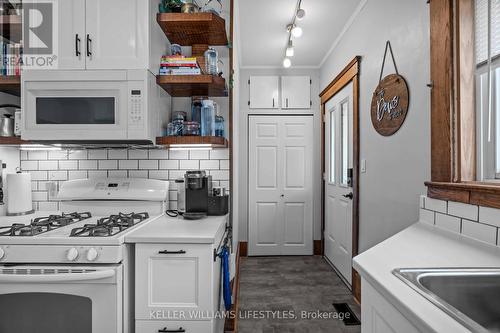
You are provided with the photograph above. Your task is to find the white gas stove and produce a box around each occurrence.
[0,178,169,333]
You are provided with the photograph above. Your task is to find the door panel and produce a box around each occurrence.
[85,0,147,69]
[57,0,86,70]
[249,116,313,256]
[249,76,280,109]
[282,76,311,109]
[324,82,354,285]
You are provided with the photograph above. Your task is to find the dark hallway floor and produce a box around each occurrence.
[237,256,361,333]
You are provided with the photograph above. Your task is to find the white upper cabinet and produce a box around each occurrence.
[281,76,311,109]
[85,0,147,70]
[57,0,86,70]
[44,0,164,71]
[249,76,279,109]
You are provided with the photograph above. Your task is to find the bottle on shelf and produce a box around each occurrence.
[201,99,215,136]
[215,103,224,137]
[204,47,218,75]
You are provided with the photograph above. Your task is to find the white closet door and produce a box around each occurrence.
[249,115,313,256]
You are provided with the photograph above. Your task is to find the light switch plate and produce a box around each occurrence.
[361,159,366,173]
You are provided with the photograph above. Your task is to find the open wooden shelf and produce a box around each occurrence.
[157,13,228,46]
[0,76,20,96]
[0,136,30,145]
[156,136,228,148]
[157,75,226,97]
[0,15,21,43]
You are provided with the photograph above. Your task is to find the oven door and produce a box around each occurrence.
[22,78,129,141]
[0,265,122,333]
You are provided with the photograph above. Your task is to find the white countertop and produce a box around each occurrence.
[353,222,500,333]
[125,214,228,244]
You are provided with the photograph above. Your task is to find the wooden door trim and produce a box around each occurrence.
[319,56,361,302]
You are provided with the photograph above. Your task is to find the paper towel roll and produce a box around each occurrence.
[6,172,34,216]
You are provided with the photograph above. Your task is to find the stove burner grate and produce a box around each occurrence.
[70,212,149,237]
[0,212,92,237]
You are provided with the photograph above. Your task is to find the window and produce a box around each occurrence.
[340,100,349,186]
[329,108,335,183]
[475,0,500,180]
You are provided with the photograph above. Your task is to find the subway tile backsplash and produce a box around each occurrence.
[20,148,230,211]
[420,195,500,247]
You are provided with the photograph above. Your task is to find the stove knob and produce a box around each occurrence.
[0,247,4,260]
[66,248,79,261]
[86,248,98,262]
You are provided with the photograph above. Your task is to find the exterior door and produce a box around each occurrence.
[249,115,313,256]
[324,82,354,285]
[85,0,147,69]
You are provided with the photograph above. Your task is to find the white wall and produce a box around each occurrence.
[238,68,322,242]
[232,0,241,254]
[319,0,430,252]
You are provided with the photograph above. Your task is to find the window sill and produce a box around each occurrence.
[425,181,500,209]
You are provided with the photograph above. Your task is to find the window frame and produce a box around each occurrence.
[427,0,500,209]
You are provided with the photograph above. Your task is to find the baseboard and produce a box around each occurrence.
[239,241,248,257]
[224,243,243,333]
[313,240,322,255]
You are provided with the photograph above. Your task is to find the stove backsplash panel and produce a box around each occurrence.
[19,149,230,211]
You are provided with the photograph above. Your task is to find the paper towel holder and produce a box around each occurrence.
[6,167,35,216]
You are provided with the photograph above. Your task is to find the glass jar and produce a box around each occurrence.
[166,123,176,136]
[183,121,200,136]
[172,111,187,122]
[204,47,218,75]
[173,119,184,136]
[215,115,224,137]
[191,97,204,123]
[201,100,215,136]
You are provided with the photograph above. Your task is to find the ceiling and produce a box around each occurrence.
[238,0,362,68]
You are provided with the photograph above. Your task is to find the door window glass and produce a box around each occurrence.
[340,100,349,186]
[329,108,336,183]
[36,97,115,124]
[0,292,92,333]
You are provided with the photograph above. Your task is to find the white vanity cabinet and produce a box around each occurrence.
[51,0,165,71]
[135,241,225,332]
[362,278,422,333]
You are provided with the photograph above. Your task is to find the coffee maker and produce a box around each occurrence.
[184,170,212,219]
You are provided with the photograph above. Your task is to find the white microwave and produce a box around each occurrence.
[21,70,169,144]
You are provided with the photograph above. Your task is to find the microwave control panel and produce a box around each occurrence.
[129,89,145,129]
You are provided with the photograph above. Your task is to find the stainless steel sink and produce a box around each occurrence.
[393,268,500,333]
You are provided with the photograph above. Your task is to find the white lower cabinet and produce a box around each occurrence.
[135,242,223,333]
[361,278,422,333]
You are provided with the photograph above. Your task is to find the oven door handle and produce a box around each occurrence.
[0,269,116,283]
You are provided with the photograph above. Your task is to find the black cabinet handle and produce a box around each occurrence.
[86,34,92,57]
[286,98,289,108]
[75,34,81,56]
[272,98,275,108]
[158,328,185,333]
[158,250,186,255]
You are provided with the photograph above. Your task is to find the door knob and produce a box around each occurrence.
[280,194,284,198]
[343,192,354,200]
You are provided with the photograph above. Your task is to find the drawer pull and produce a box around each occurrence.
[158,250,186,255]
[158,328,185,333]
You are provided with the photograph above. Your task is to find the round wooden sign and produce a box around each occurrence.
[370,74,409,136]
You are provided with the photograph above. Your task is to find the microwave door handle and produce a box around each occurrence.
[0,269,115,283]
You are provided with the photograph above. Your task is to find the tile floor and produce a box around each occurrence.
[237,256,361,333]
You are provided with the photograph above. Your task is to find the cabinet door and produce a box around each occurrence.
[49,0,86,69]
[282,76,311,109]
[135,244,212,320]
[249,76,279,109]
[85,0,147,69]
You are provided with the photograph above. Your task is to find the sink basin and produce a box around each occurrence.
[393,268,500,333]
